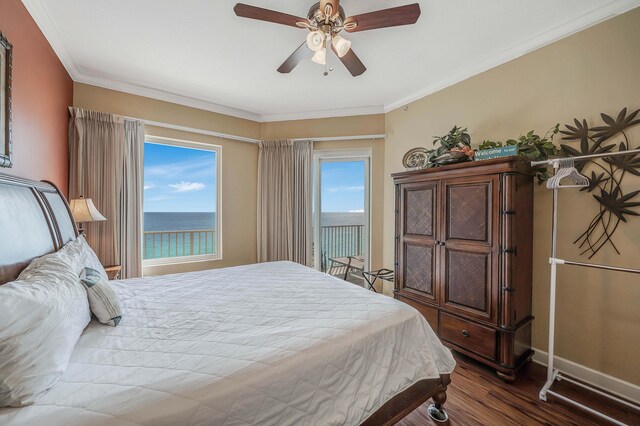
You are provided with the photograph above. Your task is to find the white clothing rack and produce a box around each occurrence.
[535,152,640,426]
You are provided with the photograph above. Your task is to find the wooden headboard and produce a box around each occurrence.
[0,173,78,284]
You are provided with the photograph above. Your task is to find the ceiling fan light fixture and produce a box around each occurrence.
[311,48,327,65]
[306,30,325,52]
[331,34,351,57]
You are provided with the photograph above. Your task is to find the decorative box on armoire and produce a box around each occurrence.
[392,157,534,380]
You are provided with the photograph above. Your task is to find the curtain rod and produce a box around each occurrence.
[130,117,261,144]
[127,116,386,144]
[292,134,386,142]
[531,149,640,166]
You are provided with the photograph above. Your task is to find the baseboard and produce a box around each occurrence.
[532,348,640,404]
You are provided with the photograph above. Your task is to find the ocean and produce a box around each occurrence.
[144,212,365,232]
[143,212,365,262]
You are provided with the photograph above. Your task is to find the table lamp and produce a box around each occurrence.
[69,196,107,234]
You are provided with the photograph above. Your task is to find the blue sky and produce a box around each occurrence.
[143,144,364,213]
[320,161,365,213]
[143,142,217,213]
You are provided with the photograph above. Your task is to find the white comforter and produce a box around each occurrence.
[0,261,455,426]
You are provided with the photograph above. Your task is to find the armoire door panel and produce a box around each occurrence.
[403,242,436,300]
[445,180,493,245]
[442,248,493,319]
[403,183,437,238]
[441,175,499,323]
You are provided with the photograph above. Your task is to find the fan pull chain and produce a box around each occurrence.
[324,32,330,76]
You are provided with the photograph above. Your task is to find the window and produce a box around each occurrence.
[143,136,221,265]
[312,149,371,277]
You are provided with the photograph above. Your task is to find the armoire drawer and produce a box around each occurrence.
[439,313,496,360]
[396,295,439,331]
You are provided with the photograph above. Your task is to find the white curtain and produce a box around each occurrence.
[68,107,144,278]
[121,120,144,278]
[257,140,313,265]
[292,141,313,266]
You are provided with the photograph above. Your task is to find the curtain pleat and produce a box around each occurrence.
[257,140,313,265]
[121,120,144,278]
[68,107,144,278]
[292,141,313,266]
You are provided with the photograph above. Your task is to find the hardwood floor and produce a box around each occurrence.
[398,353,640,426]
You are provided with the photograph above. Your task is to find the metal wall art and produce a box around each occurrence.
[560,107,640,258]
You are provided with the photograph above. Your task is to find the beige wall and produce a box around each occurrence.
[383,9,640,384]
[261,115,385,140]
[74,83,260,275]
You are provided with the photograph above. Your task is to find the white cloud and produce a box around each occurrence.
[348,209,365,213]
[326,185,364,193]
[169,181,206,193]
[145,157,215,179]
[144,183,155,190]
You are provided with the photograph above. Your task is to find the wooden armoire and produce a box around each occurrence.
[392,157,534,380]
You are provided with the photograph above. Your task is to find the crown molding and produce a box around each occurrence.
[24,0,640,123]
[74,74,263,122]
[384,0,640,113]
[259,105,385,122]
[22,0,80,77]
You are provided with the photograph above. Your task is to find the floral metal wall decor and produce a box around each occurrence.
[560,107,640,258]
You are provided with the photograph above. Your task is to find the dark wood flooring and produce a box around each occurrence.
[398,353,640,426]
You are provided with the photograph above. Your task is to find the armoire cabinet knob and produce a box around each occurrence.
[461,330,470,338]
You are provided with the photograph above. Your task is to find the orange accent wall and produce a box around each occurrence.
[0,0,72,194]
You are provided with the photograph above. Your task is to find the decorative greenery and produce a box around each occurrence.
[478,125,560,183]
[426,126,471,166]
[559,107,640,258]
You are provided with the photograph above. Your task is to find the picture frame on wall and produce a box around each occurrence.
[0,32,12,168]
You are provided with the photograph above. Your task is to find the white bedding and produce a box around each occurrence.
[0,261,455,426]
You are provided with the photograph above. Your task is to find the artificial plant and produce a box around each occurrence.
[426,126,472,166]
[478,125,560,183]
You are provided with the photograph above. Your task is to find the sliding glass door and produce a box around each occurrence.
[313,150,370,282]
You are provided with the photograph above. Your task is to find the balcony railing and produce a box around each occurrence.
[318,224,364,271]
[143,230,216,260]
[143,225,364,266]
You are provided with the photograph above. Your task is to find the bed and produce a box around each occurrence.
[0,173,455,425]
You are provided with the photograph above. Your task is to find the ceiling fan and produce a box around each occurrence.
[234,1,421,77]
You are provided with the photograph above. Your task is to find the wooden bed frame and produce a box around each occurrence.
[0,172,451,425]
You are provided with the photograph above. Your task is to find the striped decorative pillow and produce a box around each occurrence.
[79,268,122,326]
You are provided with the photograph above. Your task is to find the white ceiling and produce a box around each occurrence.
[23,0,640,122]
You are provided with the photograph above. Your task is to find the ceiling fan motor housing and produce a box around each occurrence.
[307,2,346,32]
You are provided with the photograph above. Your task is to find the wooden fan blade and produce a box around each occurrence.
[278,42,312,73]
[234,3,306,28]
[332,45,366,77]
[344,3,421,33]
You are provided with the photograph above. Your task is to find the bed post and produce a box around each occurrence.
[427,374,450,423]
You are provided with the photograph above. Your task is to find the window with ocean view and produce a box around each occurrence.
[143,137,221,264]
[312,149,371,280]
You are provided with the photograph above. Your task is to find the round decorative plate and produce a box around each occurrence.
[402,147,430,170]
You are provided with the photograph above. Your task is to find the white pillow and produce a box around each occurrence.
[64,235,109,281]
[22,235,108,282]
[0,250,91,407]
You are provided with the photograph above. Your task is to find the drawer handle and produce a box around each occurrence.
[461,330,470,338]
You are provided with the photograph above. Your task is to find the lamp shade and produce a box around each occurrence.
[311,48,327,65]
[69,196,107,223]
[306,30,325,52]
[331,35,351,58]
